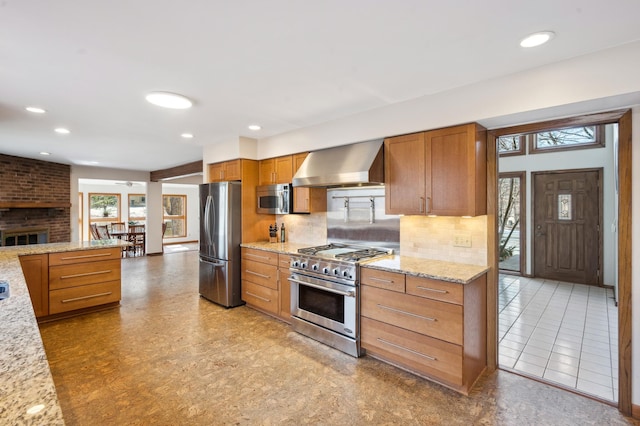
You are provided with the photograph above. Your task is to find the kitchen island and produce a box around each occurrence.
[0,240,127,426]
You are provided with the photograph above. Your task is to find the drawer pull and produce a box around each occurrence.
[246,253,270,260]
[59,253,113,261]
[60,270,112,280]
[377,304,436,322]
[245,270,271,279]
[416,286,448,294]
[61,291,112,303]
[377,338,437,361]
[369,277,394,284]
[245,291,270,302]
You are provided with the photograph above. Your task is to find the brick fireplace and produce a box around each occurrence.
[0,154,71,245]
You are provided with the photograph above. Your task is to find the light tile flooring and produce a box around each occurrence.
[498,274,618,402]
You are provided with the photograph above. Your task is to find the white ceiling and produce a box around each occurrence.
[1,1,639,171]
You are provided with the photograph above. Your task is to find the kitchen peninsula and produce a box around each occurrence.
[0,240,127,425]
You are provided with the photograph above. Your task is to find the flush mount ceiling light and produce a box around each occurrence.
[54,127,70,134]
[520,31,555,48]
[145,91,193,109]
[39,151,50,156]
[25,106,46,114]
[248,124,261,131]
[181,133,194,139]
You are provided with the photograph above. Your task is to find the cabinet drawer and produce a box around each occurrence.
[242,280,278,314]
[49,248,121,266]
[49,280,121,314]
[241,259,278,290]
[406,276,463,305]
[361,285,463,345]
[242,248,278,265]
[278,254,291,269]
[361,317,463,386]
[49,260,122,290]
[361,268,405,293]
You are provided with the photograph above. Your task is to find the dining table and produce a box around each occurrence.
[109,229,145,256]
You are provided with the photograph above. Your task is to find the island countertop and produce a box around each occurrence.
[0,240,127,426]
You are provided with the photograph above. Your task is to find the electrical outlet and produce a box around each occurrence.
[453,234,472,248]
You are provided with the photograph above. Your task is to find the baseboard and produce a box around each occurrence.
[632,403,640,419]
[163,240,197,246]
[146,252,163,256]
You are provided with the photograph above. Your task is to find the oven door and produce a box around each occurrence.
[289,272,357,339]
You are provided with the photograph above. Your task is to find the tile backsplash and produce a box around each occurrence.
[277,212,327,246]
[400,215,488,266]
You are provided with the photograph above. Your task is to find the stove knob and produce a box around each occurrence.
[333,268,340,276]
[322,267,330,274]
[342,270,350,278]
[301,262,308,269]
[312,264,319,271]
[292,260,299,267]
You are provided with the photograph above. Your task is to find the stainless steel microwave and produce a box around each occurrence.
[256,184,293,214]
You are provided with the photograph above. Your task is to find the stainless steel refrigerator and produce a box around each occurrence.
[199,181,244,307]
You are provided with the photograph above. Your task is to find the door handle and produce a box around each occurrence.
[535,225,545,237]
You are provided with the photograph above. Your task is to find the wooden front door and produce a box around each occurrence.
[533,170,601,285]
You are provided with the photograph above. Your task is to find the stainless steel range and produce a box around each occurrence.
[289,243,392,357]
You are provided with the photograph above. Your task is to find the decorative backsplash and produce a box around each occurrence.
[400,215,488,266]
[277,212,327,246]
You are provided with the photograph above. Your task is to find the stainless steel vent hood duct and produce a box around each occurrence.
[292,139,384,187]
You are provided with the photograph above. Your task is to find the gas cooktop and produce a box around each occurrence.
[297,243,393,262]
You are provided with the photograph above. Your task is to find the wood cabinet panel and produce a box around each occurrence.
[361,317,463,386]
[49,280,121,315]
[241,259,278,290]
[385,132,426,215]
[405,275,463,305]
[19,254,49,318]
[49,248,121,266]
[278,254,292,322]
[360,268,405,293]
[361,285,463,345]
[259,155,293,185]
[242,280,278,314]
[208,159,242,182]
[242,247,278,264]
[49,259,121,290]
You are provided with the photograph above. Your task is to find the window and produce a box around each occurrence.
[163,194,186,238]
[128,194,146,222]
[498,135,525,156]
[89,193,120,222]
[529,125,604,154]
[498,172,525,274]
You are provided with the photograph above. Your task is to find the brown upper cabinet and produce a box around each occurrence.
[208,159,242,182]
[259,155,293,185]
[292,152,327,213]
[385,123,487,216]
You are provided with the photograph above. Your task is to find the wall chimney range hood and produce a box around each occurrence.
[292,139,384,188]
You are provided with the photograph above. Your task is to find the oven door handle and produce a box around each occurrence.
[289,277,355,298]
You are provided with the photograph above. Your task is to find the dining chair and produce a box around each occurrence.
[96,225,111,240]
[128,224,146,256]
[89,223,101,240]
[110,222,126,233]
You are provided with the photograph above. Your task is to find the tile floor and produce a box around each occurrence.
[498,274,618,402]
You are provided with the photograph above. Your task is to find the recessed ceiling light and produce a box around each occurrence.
[145,92,193,109]
[39,151,50,156]
[25,106,46,114]
[54,128,70,134]
[520,31,555,48]
[181,133,194,139]
[248,124,261,131]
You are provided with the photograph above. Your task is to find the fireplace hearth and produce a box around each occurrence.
[1,227,49,246]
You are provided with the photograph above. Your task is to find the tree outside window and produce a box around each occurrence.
[163,194,186,238]
[89,193,120,221]
[128,194,146,224]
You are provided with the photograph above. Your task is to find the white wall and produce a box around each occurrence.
[228,42,640,405]
[499,130,616,285]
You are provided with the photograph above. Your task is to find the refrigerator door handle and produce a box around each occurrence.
[199,258,225,267]
[204,195,213,247]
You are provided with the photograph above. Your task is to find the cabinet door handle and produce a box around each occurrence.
[376,338,437,361]
[60,253,112,261]
[60,270,112,279]
[245,291,270,303]
[426,197,432,214]
[245,269,270,279]
[416,286,448,294]
[61,292,112,303]
[419,197,425,213]
[369,277,394,284]
[376,304,436,321]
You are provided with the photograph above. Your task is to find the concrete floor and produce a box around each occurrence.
[38,251,637,425]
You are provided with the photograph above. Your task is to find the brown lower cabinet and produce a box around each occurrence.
[20,247,122,320]
[241,247,291,323]
[360,267,486,395]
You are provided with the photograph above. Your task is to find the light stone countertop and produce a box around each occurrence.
[240,242,489,284]
[0,239,128,426]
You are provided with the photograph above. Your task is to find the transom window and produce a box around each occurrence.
[498,124,605,156]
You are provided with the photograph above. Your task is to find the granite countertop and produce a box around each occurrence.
[0,239,128,426]
[240,242,489,284]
